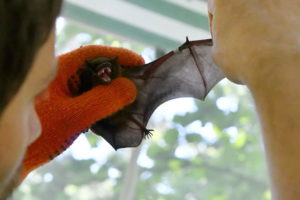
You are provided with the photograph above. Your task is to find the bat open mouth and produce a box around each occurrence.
[97,66,112,83]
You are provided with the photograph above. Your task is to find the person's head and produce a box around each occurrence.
[0,0,62,198]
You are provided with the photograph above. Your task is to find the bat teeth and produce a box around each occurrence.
[97,66,112,83]
[105,67,112,74]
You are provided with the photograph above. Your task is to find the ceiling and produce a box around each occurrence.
[63,0,210,50]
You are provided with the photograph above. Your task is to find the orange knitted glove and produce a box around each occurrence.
[21,45,144,180]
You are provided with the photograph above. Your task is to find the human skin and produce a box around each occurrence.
[208,1,300,199]
[0,31,57,199]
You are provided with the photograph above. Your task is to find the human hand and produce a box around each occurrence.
[21,45,144,180]
[208,0,300,87]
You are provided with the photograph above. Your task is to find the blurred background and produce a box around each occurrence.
[12,0,270,199]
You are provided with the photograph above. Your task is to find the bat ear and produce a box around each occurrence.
[85,60,93,69]
[110,56,120,68]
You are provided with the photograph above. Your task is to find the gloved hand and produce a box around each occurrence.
[21,45,144,180]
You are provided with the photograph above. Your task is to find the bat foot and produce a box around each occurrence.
[128,116,154,140]
[143,128,154,139]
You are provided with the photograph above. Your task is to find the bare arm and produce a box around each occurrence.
[251,63,300,199]
[208,1,300,199]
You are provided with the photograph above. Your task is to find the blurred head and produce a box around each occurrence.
[0,0,62,199]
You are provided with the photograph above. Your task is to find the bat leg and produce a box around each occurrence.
[127,116,154,139]
[143,129,154,139]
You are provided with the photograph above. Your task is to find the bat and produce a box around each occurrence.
[69,38,224,150]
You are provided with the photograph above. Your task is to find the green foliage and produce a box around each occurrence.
[13,19,270,200]
[132,84,269,200]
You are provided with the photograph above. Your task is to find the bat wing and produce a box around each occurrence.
[91,39,224,150]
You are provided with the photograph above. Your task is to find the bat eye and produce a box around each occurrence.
[97,62,112,69]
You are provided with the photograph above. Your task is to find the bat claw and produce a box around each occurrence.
[128,116,154,140]
[143,129,154,139]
